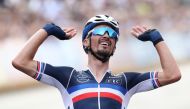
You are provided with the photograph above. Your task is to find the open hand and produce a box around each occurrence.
[64,28,77,40]
[130,25,150,38]
[130,25,163,45]
[43,23,77,40]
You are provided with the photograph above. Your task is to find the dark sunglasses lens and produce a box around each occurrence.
[92,27,118,40]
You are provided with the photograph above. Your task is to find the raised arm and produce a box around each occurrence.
[154,41,181,86]
[131,25,181,86]
[12,23,77,78]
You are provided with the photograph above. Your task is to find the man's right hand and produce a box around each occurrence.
[43,23,77,40]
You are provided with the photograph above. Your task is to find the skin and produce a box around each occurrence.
[12,28,77,78]
[83,25,117,82]
[12,24,181,86]
[131,25,181,86]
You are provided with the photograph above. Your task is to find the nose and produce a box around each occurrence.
[102,32,109,38]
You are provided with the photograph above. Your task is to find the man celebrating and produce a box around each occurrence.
[12,15,181,109]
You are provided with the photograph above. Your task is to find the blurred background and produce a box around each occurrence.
[0,0,190,109]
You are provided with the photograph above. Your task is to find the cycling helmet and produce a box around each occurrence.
[82,15,119,41]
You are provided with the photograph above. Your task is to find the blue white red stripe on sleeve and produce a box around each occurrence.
[150,71,160,88]
[35,61,46,80]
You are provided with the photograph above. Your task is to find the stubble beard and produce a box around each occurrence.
[89,37,115,63]
[96,48,111,59]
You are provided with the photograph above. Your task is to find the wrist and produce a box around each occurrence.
[35,29,49,39]
[42,23,67,40]
[40,29,48,36]
[42,23,55,36]
[149,29,164,46]
[138,29,164,46]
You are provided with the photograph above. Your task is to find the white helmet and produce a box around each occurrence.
[82,15,119,41]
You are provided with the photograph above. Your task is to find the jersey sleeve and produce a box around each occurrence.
[124,71,160,94]
[34,61,75,89]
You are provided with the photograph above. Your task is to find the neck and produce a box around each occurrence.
[88,53,109,77]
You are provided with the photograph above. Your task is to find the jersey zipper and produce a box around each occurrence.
[98,84,101,109]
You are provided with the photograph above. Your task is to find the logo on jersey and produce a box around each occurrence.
[106,73,122,85]
[106,78,122,85]
[76,72,91,83]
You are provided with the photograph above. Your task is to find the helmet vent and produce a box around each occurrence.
[96,15,101,18]
[110,21,117,26]
[105,15,109,18]
[95,19,104,21]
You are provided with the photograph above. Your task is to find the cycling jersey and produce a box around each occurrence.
[35,61,160,109]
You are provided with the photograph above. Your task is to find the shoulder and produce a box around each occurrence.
[123,72,150,80]
[37,62,76,79]
[122,71,151,85]
[45,63,75,72]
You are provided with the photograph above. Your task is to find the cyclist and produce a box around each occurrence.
[12,15,181,109]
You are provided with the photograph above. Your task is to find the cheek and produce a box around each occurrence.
[111,40,116,48]
[90,37,99,48]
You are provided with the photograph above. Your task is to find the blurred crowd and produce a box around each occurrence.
[0,0,190,73]
[0,0,190,40]
[0,0,190,88]
[1,0,190,101]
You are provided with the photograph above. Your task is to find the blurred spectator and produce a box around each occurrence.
[0,0,189,70]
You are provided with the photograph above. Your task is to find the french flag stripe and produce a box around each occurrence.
[37,61,40,72]
[154,72,160,87]
[72,92,98,103]
[100,92,122,104]
[72,92,122,104]
[67,84,98,94]
[151,72,159,88]
[100,84,127,95]
[35,61,45,80]
[70,87,124,100]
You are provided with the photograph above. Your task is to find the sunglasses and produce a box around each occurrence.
[89,27,118,40]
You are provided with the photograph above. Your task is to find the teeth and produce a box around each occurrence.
[101,42,109,46]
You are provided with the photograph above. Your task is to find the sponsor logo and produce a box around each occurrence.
[76,72,91,83]
[106,78,122,85]
[105,73,122,84]
[110,73,122,78]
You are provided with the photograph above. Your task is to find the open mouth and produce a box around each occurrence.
[98,38,111,46]
[100,42,109,46]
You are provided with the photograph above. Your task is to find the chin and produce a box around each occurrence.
[97,50,111,56]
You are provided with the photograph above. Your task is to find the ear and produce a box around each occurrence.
[83,38,90,48]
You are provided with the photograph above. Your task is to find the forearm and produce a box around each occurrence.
[12,29,48,77]
[155,42,177,73]
[14,23,75,63]
[12,23,76,77]
[155,41,181,85]
[22,29,47,60]
[15,29,48,62]
[131,26,181,86]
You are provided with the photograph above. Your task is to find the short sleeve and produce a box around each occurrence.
[124,71,160,94]
[35,61,75,88]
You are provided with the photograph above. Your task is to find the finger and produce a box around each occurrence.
[142,25,151,30]
[132,26,141,35]
[65,33,73,38]
[69,29,77,36]
[71,31,77,37]
[65,29,75,33]
[69,29,77,34]
[64,28,75,33]
[130,30,139,37]
[66,30,77,38]
[142,26,148,31]
[136,26,145,33]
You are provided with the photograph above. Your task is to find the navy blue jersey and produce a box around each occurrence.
[35,61,160,109]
